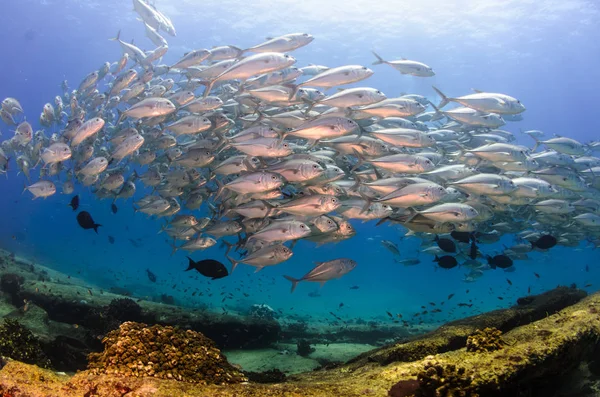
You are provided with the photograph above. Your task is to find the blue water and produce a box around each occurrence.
[0,0,598,325]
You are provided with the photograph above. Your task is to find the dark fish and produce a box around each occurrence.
[69,195,79,211]
[146,269,157,282]
[531,235,557,250]
[585,264,589,272]
[128,238,144,248]
[506,278,512,286]
[339,302,344,308]
[498,296,504,300]
[450,231,471,244]
[533,272,540,279]
[447,293,455,300]
[349,285,360,290]
[434,255,458,269]
[111,203,118,214]
[386,311,393,318]
[76,211,101,233]
[108,236,115,244]
[528,286,531,294]
[486,254,513,269]
[469,240,478,260]
[457,303,473,308]
[185,257,228,280]
[435,235,456,253]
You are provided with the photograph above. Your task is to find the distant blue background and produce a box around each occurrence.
[0,0,598,325]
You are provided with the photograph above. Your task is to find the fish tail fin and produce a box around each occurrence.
[213,178,226,201]
[110,30,121,42]
[226,254,239,273]
[531,135,541,152]
[350,148,366,172]
[283,275,300,293]
[287,84,300,101]
[371,51,386,65]
[185,256,195,271]
[93,224,102,234]
[202,80,215,98]
[221,240,234,255]
[116,109,126,125]
[357,190,373,214]
[432,86,450,108]
[230,45,244,59]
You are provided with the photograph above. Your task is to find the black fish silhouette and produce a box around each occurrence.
[76,211,101,233]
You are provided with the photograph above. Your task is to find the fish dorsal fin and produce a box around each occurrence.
[471,88,484,93]
[265,37,273,40]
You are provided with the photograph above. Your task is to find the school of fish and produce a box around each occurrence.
[2,0,600,290]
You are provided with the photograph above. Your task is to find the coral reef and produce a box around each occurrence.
[249,304,276,320]
[0,290,599,396]
[350,286,587,366]
[0,319,50,368]
[466,328,504,353]
[87,321,247,384]
[415,361,477,397]
[105,298,144,323]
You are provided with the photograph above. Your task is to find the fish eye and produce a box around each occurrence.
[271,175,278,180]
[361,66,367,70]
[303,33,309,36]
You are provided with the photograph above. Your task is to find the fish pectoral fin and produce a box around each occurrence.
[253,266,264,273]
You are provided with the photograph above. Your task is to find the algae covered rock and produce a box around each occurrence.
[0,318,50,368]
[466,328,504,353]
[87,321,247,384]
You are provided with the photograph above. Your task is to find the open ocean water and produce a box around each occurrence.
[0,0,599,332]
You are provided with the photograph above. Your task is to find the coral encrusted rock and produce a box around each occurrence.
[466,327,504,353]
[87,321,247,384]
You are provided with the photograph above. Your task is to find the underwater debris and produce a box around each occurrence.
[466,328,504,353]
[87,321,247,384]
[0,319,50,368]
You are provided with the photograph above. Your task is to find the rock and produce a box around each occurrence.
[466,328,504,353]
[87,321,247,384]
[0,291,599,396]
[349,286,587,366]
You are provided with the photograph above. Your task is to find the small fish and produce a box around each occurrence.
[506,278,512,286]
[533,272,540,279]
[76,211,101,233]
[69,195,79,211]
[338,302,344,309]
[498,296,504,300]
[434,255,458,269]
[108,236,115,244]
[531,235,557,250]
[111,203,118,214]
[349,285,360,290]
[146,269,157,282]
[447,293,455,300]
[386,311,393,318]
[185,257,228,280]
